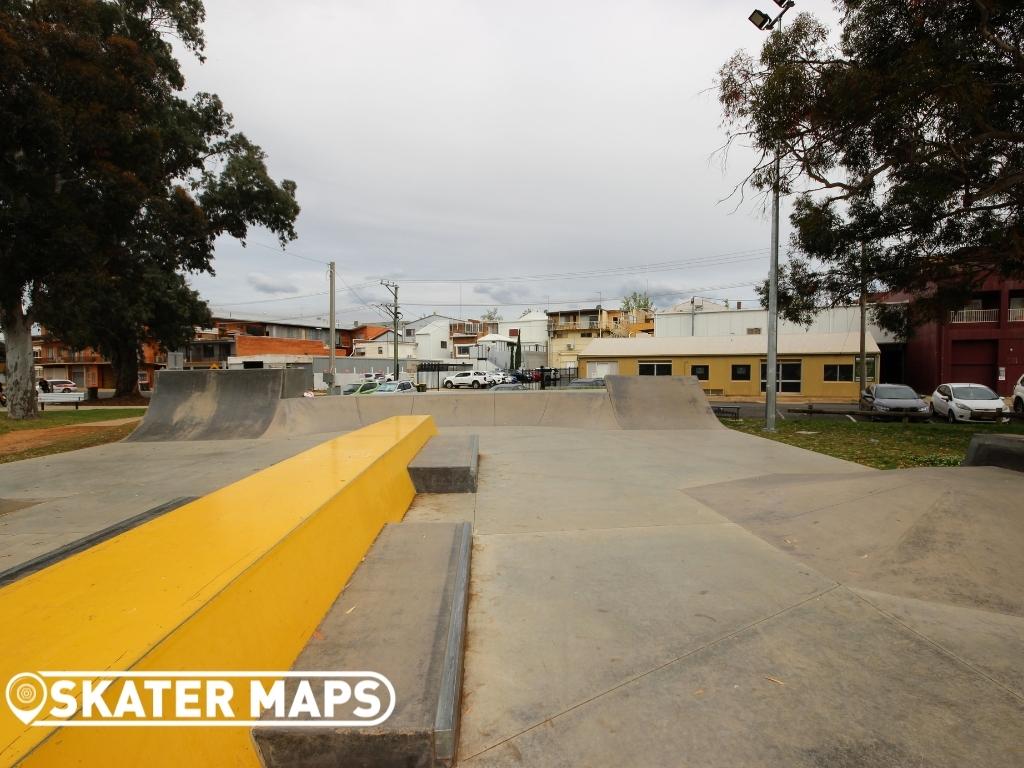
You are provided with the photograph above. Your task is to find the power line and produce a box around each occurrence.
[363,248,769,286]
[248,240,331,266]
[396,280,759,308]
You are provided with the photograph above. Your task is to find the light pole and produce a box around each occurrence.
[749,0,794,431]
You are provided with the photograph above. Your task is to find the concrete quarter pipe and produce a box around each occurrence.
[129,371,721,440]
[128,369,307,442]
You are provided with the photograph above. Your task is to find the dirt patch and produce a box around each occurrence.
[0,420,140,454]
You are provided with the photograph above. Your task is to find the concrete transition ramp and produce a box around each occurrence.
[128,369,307,442]
[604,374,721,430]
[135,372,722,440]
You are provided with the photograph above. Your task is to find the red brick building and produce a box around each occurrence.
[903,278,1024,396]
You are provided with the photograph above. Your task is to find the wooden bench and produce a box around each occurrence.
[38,391,86,410]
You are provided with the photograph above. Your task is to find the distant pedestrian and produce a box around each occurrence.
[38,378,52,393]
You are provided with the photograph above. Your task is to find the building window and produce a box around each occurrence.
[690,364,709,381]
[405,328,416,339]
[588,361,619,378]
[639,360,672,376]
[760,360,802,393]
[853,356,876,381]
[457,345,471,355]
[581,332,592,338]
[731,364,751,381]
[824,364,854,382]
[377,346,384,355]
[440,340,448,349]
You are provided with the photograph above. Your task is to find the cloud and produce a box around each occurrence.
[185,1,840,322]
[247,272,300,295]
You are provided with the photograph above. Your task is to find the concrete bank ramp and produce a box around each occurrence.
[128,369,307,442]
[264,389,621,436]
[604,375,722,429]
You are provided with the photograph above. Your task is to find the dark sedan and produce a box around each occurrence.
[859,384,931,420]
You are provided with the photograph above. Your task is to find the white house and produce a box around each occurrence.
[351,329,418,360]
[404,313,458,361]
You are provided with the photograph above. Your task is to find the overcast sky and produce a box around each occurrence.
[184,0,837,327]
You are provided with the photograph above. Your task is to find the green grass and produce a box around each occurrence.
[725,416,1024,470]
[0,408,146,435]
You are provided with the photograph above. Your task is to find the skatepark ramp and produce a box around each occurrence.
[132,372,721,440]
[604,375,721,429]
[128,368,308,442]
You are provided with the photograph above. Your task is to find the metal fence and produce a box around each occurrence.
[413,363,580,391]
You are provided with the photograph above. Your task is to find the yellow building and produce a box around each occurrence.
[578,332,881,400]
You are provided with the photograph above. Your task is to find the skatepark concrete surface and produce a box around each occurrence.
[1,372,1022,766]
[401,426,1024,767]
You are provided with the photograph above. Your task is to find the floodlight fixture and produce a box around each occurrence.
[748,9,772,30]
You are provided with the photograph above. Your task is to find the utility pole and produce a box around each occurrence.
[859,242,868,396]
[381,280,400,380]
[328,261,337,395]
[747,0,795,432]
[765,152,780,431]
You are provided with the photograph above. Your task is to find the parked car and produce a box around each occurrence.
[491,383,529,391]
[859,384,930,420]
[1013,374,1024,414]
[487,371,517,385]
[443,371,489,389]
[567,378,606,389]
[342,381,379,395]
[45,379,77,393]
[930,383,1007,423]
[375,381,414,394]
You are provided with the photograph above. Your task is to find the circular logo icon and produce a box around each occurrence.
[5,673,48,725]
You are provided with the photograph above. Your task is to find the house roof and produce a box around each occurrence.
[477,333,516,343]
[579,332,880,358]
[363,327,393,341]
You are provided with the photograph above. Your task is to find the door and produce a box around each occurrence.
[950,340,997,389]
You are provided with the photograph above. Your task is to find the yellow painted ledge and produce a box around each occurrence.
[0,415,436,767]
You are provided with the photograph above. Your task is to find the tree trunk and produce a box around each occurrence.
[0,299,39,420]
[109,341,141,397]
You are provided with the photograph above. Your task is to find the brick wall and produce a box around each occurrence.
[235,335,328,356]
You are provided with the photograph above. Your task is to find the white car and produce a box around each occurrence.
[483,371,512,386]
[374,380,414,394]
[43,379,77,393]
[443,371,489,389]
[930,383,1007,423]
[1013,374,1024,414]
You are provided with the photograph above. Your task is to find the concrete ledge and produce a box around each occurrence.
[963,434,1024,473]
[0,416,436,767]
[409,435,479,493]
[253,521,473,768]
